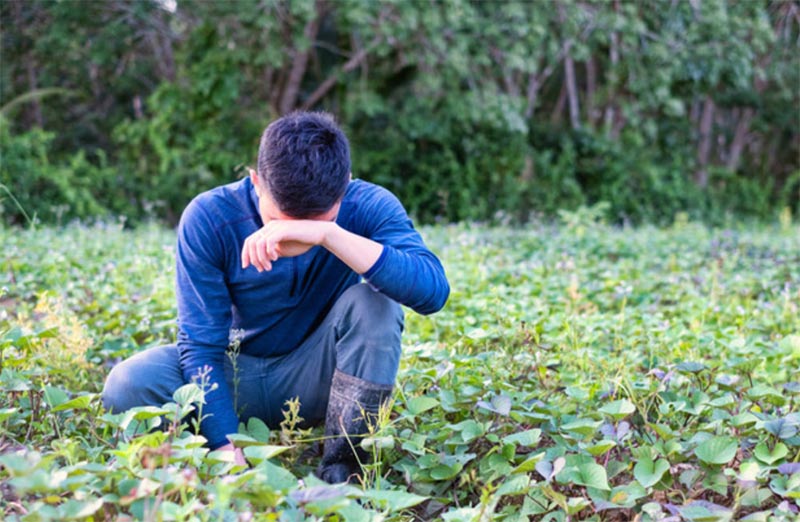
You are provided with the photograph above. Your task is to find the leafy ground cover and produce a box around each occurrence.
[1,216,799,521]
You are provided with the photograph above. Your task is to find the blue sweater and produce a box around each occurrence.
[175,177,449,448]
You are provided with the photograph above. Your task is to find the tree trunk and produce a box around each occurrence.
[689,96,701,125]
[157,13,177,82]
[524,71,540,119]
[26,60,44,128]
[611,111,625,140]
[585,57,597,128]
[558,4,580,130]
[301,34,381,111]
[525,51,562,119]
[11,0,44,128]
[146,7,176,82]
[278,0,326,115]
[551,83,568,125]
[726,108,753,171]
[564,53,580,130]
[603,0,620,135]
[695,95,715,187]
[262,66,275,116]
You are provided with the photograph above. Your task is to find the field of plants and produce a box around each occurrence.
[1,214,799,521]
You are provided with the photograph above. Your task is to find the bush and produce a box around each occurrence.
[350,93,536,223]
[0,117,111,226]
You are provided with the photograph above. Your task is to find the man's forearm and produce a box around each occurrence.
[321,223,384,275]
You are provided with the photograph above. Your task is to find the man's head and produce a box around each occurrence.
[254,111,351,219]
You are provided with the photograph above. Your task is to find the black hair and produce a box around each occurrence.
[256,111,351,218]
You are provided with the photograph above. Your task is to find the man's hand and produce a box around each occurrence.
[242,219,384,275]
[218,442,247,466]
[242,220,333,271]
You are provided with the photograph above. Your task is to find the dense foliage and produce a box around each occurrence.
[2,0,798,226]
[2,215,799,520]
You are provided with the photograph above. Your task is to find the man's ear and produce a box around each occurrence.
[249,169,262,195]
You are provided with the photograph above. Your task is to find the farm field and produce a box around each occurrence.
[1,218,799,521]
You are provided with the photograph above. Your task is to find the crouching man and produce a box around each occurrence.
[102,111,449,483]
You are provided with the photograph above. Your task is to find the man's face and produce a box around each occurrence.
[249,170,339,224]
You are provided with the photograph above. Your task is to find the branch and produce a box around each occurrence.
[0,88,75,118]
[278,0,326,114]
[301,34,383,110]
[525,15,597,119]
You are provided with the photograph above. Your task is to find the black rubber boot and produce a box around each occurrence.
[316,370,394,484]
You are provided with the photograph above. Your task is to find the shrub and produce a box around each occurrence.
[0,117,110,226]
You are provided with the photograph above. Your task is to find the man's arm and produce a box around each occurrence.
[241,185,449,315]
[241,219,382,275]
[176,199,240,450]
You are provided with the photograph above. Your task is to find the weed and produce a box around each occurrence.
[1,221,798,520]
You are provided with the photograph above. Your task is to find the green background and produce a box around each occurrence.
[1,0,798,226]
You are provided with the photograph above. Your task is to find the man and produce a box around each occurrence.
[102,111,450,483]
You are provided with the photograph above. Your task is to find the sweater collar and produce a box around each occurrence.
[245,177,264,227]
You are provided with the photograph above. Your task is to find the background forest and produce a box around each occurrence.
[1,0,799,226]
[3,2,800,520]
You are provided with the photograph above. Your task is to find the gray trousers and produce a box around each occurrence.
[101,284,404,428]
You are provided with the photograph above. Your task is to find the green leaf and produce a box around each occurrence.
[762,418,798,440]
[477,394,512,416]
[748,385,786,406]
[598,399,636,420]
[466,328,489,340]
[360,489,428,511]
[451,419,484,443]
[560,418,602,437]
[503,429,541,447]
[227,433,264,448]
[442,507,481,521]
[561,462,611,491]
[429,462,463,480]
[259,460,298,492]
[565,496,592,515]
[779,334,800,358]
[634,456,670,488]
[496,474,531,496]
[361,435,394,450]
[173,383,204,405]
[731,412,759,427]
[491,394,512,416]
[243,444,292,464]
[589,482,647,510]
[52,394,93,412]
[676,501,733,521]
[753,442,789,465]
[536,457,565,482]
[738,461,761,483]
[512,452,546,474]
[405,396,438,416]
[0,452,41,475]
[246,417,271,442]
[676,361,707,374]
[42,385,69,408]
[130,406,171,420]
[739,488,773,511]
[0,407,17,422]
[694,437,738,465]
[59,496,103,519]
[586,439,617,456]
[769,473,800,498]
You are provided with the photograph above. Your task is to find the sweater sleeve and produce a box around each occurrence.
[360,188,449,315]
[175,199,240,449]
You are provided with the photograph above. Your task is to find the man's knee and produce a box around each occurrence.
[334,285,404,384]
[338,283,404,337]
[101,361,137,413]
[101,345,181,413]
